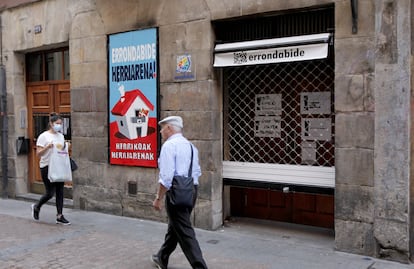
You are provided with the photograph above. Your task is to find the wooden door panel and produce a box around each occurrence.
[292,193,334,229]
[244,188,269,219]
[28,85,52,184]
[230,187,245,216]
[293,193,316,212]
[30,85,52,112]
[229,186,334,228]
[316,195,334,214]
[268,191,292,222]
[55,83,70,113]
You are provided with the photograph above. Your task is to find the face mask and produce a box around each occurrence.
[53,124,62,132]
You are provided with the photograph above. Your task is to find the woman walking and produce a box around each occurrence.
[31,112,70,225]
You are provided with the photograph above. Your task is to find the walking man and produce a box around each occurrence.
[152,116,208,269]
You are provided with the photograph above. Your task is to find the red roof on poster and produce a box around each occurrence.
[111,89,154,116]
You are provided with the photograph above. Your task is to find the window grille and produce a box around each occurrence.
[223,58,334,167]
[214,6,334,43]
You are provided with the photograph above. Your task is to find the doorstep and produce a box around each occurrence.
[15,193,73,208]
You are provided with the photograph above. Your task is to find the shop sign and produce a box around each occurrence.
[214,33,330,67]
[108,28,159,167]
[214,43,328,67]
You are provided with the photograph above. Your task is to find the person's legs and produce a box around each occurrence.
[170,206,207,269]
[54,182,70,225]
[157,221,178,265]
[36,167,56,209]
[55,182,64,215]
[166,188,207,269]
[155,197,179,268]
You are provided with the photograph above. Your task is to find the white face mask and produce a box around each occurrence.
[53,123,62,132]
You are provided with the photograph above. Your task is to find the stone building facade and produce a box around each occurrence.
[0,0,413,263]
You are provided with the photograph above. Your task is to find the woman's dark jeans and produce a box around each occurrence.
[36,166,64,215]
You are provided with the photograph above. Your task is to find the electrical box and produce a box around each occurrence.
[16,136,29,155]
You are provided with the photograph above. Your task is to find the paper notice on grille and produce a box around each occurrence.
[300,92,331,115]
[254,116,281,138]
[255,94,282,116]
[301,141,316,164]
[301,118,331,141]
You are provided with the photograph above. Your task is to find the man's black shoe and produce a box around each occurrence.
[151,254,166,269]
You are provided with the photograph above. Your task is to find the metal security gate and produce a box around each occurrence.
[223,58,334,167]
[222,56,335,228]
[216,6,335,228]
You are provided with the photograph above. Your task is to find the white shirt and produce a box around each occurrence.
[36,131,65,168]
[158,133,201,189]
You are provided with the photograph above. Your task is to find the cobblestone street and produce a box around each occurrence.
[1,199,413,269]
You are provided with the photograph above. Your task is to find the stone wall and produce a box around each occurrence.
[68,0,223,229]
[334,0,412,263]
[373,0,411,262]
[1,0,72,197]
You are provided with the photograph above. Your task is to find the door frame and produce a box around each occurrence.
[27,81,71,194]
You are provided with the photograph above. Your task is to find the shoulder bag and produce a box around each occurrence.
[169,145,195,207]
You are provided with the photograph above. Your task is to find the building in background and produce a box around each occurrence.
[0,0,412,263]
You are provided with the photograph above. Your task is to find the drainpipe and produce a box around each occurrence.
[0,16,7,198]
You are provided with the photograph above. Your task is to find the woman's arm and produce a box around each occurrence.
[36,143,53,157]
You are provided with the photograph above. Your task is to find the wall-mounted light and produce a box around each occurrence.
[351,0,358,34]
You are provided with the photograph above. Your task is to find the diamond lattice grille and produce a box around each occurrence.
[223,59,334,167]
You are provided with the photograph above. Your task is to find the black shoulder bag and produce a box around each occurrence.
[169,145,195,207]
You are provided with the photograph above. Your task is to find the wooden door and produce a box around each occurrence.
[27,82,71,193]
[230,186,334,229]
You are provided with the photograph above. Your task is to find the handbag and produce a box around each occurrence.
[70,158,78,171]
[48,142,72,182]
[169,145,195,207]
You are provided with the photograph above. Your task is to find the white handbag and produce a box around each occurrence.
[48,142,72,182]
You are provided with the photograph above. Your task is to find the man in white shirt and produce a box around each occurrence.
[152,116,207,269]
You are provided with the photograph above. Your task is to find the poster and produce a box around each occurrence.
[254,116,281,138]
[301,118,331,141]
[300,92,331,115]
[301,141,316,164]
[254,94,282,138]
[108,28,158,167]
[255,94,282,116]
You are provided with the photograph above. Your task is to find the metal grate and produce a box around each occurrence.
[214,6,334,43]
[223,58,334,167]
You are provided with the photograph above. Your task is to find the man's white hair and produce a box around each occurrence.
[169,124,182,132]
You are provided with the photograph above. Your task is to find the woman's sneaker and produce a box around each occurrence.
[56,215,71,225]
[31,204,39,221]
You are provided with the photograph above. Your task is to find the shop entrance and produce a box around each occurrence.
[215,6,335,229]
[223,58,335,229]
[26,48,72,196]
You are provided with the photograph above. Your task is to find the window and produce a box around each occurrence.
[33,112,72,140]
[26,48,69,82]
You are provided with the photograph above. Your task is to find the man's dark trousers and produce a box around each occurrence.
[158,187,208,269]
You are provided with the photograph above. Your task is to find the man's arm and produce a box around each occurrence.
[153,183,168,211]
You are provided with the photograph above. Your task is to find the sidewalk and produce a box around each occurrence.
[0,198,413,269]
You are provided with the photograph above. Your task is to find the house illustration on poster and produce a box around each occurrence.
[111,87,154,139]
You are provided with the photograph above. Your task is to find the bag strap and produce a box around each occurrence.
[62,141,69,152]
[188,144,193,177]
